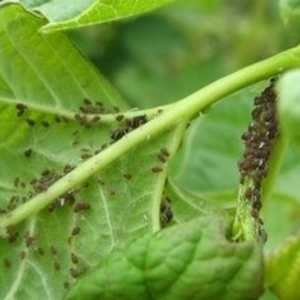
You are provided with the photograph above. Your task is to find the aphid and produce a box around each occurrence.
[16,103,27,111]
[71,226,81,236]
[83,98,92,105]
[157,153,167,163]
[14,177,20,188]
[160,148,170,157]
[160,197,173,226]
[37,247,44,255]
[127,115,147,129]
[70,268,80,278]
[74,202,90,213]
[16,103,27,116]
[25,235,35,247]
[244,188,253,200]
[54,261,61,271]
[110,128,130,141]
[8,231,19,243]
[115,114,125,121]
[54,115,62,123]
[50,245,58,256]
[24,149,33,157]
[26,119,35,126]
[41,121,50,127]
[71,253,79,264]
[81,153,92,160]
[4,259,11,268]
[151,166,163,173]
[64,164,74,174]
[123,173,132,180]
[91,116,101,123]
[20,251,26,260]
[63,282,70,290]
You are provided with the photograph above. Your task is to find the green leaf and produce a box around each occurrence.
[0,4,186,298]
[276,69,300,145]
[279,0,300,30]
[67,215,264,300]
[265,230,300,300]
[12,0,176,32]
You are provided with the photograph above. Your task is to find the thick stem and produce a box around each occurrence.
[1,45,300,231]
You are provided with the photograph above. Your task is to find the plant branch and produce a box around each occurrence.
[1,45,300,231]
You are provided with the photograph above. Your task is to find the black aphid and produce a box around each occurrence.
[37,247,44,255]
[123,173,132,180]
[24,149,33,157]
[54,261,61,271]
[25,236,35,247]
[4,259,11,268]
[50,245,58,256]
[151,166,163,173]
[71,253,79,264]
[26,119,35,126]
[71,226,81,236]
[41,121,50,127]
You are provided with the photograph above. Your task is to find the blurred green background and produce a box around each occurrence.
[70,2,300,298]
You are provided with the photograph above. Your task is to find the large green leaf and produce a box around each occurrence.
[67,215,264,300]
[6,0,177,32]
[0,4,187,298]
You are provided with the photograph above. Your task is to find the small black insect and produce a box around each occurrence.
[123,173,132,180]
[24,149,33,157]
[50,245,58,256]
[26,119,35,126]
[71,226,81,236]
[41,121,50,127]
[54,261,61,271]
[151,166,163,173]
[71,253,79,264]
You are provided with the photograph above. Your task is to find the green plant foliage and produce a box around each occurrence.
[2,1,300,299]
[276,69,300,144]
[265,231,300,300]
[0,3,190,298]
[14,0,176,32]
[280,0,300,30]
[67,215,264,300]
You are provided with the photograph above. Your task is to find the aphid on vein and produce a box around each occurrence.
[71,226,81,236]
[25,235,35,247]
[71,253,79,264]
[20,251,26,260]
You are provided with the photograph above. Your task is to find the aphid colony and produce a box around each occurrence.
[110,115,148,141]
[5,98,174,286]
[238,78,278,234]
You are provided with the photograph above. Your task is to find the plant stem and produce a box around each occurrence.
[1,45,300,230]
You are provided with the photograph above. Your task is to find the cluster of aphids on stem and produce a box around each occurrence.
[238,78,278,233]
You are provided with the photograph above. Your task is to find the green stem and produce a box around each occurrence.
[1,45,300,231]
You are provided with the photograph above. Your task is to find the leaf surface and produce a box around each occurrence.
[11,0,176,32]
[0,4,184,299]
[67,215,264,300]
